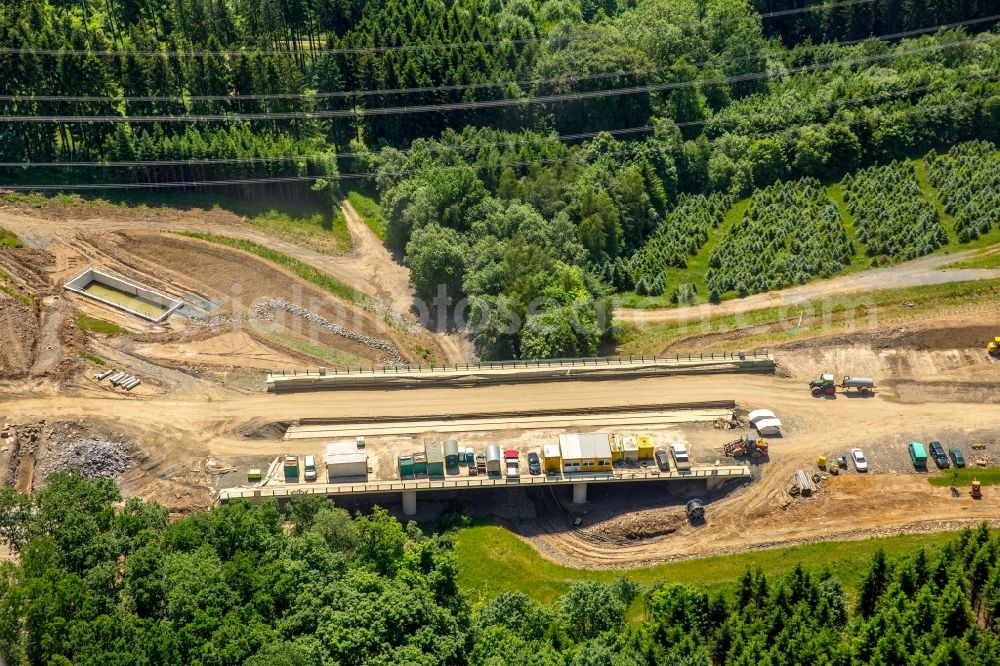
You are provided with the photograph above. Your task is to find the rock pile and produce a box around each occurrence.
[49,438,130,479]
[193,297,403,365]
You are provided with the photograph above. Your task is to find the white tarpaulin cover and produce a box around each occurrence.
[754,417,782,434]
[748,409,776,425]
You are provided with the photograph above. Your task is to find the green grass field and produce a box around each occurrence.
[0,270,33,307]
[0,227,22,248]
[454,525,956,608]
[266,335,368,367]
[616,277,1000,355]
[243,208,352,255]
[176,231,363,304]
[73,312,125,335]
[929,467,1000,487]
[1,190,353,254]
[944,249,1000,269]
[347,191,388,241]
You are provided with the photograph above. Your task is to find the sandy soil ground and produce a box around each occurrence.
[618,251,1000,324]
[2,333,999,536]
[131,331,304,370]
[0,202,470,364]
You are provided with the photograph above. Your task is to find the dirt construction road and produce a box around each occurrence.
[618,250,1000,324]
[3,372,999,565]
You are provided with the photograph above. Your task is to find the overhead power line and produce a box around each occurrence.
[4,11,994,105]
[2,25,994,124]
[5,69,997,170]
[3,76,994,189]
[0,0,879,58]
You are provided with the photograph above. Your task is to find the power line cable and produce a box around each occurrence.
[3,79,993,189]
[3,23,994,124]
[0,0,880,58]
[5,69,996,169]
[5,13,994,105]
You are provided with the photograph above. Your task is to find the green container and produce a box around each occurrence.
[398,455,414,478]
[444,439,460,468]
[425,440,445,477]
[412,453,427,475]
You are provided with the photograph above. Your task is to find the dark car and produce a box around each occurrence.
[527,452,541,475]
[654,449,670,472]
[949,447,966,468]
[929,441,949,469]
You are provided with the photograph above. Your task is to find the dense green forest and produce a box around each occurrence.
[1,474,1000,664]
[2,0,1000,359]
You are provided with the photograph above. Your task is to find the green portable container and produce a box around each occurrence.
[425,440,445,477]
[412,453,427,475]
[398,455,414,478]
[444,439,460,468]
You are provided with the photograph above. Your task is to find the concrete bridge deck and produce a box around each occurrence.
[218,464,753,513]
[266,351,775,392]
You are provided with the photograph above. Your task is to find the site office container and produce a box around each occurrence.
[636,435,655,460]
[398,455,414,478]
[908,441,928,469]
[444,439,460,468]
[425,440,445,477]
[412,453,428,476]
[610,434,639,463]
[283,455,299,479]
[485,445,502,475]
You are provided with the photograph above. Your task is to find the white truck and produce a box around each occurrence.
[670,443,692,471]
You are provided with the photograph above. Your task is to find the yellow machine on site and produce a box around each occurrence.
[989,336,1000,357]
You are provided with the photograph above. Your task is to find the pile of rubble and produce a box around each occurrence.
[193,297,403,365]
[45,438,130,479]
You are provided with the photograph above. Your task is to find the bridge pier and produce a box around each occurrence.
[706,471,724,493]
[572,482,587,505]
[402,490,417,516]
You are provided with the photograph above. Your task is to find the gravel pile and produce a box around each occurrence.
[193,297,403,365]
[50,438,130,479]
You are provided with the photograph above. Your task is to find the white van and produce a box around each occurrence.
[303,455,317,481]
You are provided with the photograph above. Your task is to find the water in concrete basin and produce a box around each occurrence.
[82,281,168,319]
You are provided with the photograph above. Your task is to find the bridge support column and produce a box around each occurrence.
[402,490,417,516]
[251,490,262,506]
[572,482,587,505]
[706,472,723,493]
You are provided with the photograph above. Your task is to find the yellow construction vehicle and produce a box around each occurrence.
[989,336,1000,357]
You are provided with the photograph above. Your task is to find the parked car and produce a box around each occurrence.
[929,441,949,468]
[527,452,541,476]
[654,449,670,472]
[908,441,928,469]
[670,443,692,471]
[303,455,317,481]
[850,448,868,472]
[949,447,966,468]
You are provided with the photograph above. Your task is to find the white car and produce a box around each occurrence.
[850,448,868,472]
